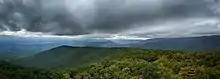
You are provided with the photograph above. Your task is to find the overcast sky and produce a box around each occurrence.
[0,0,220,38]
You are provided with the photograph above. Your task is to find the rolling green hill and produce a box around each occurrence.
[14,46,125,68]
[1,46,220,79]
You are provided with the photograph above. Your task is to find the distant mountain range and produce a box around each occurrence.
[86,35,220,51]
[0,35,220,60]
[131,35,220,51]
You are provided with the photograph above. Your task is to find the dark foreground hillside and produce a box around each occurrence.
[1,47,220,79]
[14,46,122,68]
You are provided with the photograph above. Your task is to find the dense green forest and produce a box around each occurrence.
[0,47,220,79]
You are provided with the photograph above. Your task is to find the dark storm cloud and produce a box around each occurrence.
[0,0,87,35]
[0,0,220,37]
[86,0,214,33]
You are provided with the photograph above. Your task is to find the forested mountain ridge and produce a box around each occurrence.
[1,46,220,79]
[14,46,123,68]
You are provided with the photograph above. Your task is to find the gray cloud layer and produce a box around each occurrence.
[0,0,220,38]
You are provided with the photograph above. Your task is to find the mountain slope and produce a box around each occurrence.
[14,46,124,68]
[132,35,220,51]
[2,47,220,79]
